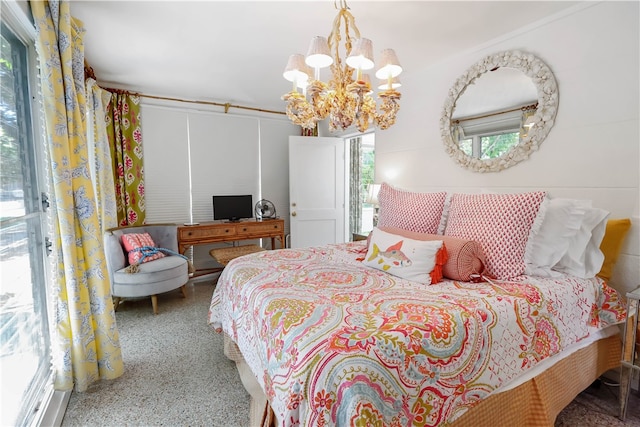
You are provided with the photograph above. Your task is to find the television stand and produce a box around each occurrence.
[177,219,285,255]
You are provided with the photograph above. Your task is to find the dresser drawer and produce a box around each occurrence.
[179,225,236,242]
[236,221,283,236]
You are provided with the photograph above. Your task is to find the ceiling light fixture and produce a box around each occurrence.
[282,0,403,133]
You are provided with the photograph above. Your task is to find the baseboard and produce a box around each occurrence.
[32,388,70,427]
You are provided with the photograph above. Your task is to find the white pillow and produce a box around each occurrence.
[553,207,609,278]
[363,227,444,284]
[524,197,591,277]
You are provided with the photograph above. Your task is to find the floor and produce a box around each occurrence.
[556,378,640,426]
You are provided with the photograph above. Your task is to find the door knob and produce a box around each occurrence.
[291,212,297,217]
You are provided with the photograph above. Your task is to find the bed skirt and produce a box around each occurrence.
[223,333,621,427]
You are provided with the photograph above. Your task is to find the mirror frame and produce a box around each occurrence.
[440,50,559,173]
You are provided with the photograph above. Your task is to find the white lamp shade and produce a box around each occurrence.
[378,76,401,90]
[375,48,403,79]
[305,36,333,69]
[346,38,375,70]
[283,54,310,83]
[365,183,381,205]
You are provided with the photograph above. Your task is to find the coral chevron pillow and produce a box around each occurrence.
[363,227,447,284]
[121,232,165,265]
[444,192,546,280]
[377,183,447,234]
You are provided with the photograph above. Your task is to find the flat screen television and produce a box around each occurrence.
[212,195,253,222]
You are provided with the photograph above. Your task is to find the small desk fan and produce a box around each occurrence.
[255,199,277,219]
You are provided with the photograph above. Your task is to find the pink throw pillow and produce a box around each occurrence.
[444,192,546,280]
[121,232,166,265]
[377,183,447,234]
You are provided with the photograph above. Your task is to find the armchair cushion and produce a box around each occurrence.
[112,255,188,298]
[121,232,166,265]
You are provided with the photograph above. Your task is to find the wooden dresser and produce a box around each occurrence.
[177,219,285,254]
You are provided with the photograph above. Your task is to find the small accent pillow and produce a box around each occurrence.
[376,182,447,234]
[524,197,591,277]
[444,192,547,280]
[121,232,166,265]
[553,207,609,278]
[597,218,632,281]
[374,226,486,281]
[363,227,447,284]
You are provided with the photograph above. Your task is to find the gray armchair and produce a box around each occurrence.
[104,224,189,314]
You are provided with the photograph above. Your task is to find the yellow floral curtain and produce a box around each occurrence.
[106,93,146,225]
[86,78,118,233]
[32,0,123,392]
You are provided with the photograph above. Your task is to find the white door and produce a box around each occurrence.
[289,136,345,248]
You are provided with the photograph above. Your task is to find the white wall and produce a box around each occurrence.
[372,2,639,293]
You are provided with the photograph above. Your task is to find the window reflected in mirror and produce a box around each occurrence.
[440,51,558,173]
[450,66,537,160]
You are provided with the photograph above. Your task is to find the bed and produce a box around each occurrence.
[208,186,629,426]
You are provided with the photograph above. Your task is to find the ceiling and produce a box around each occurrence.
[71,1,579,114]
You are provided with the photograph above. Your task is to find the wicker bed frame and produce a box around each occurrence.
[223,333,621,427]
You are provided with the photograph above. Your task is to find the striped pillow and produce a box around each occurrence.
[121,232,166,265]
[377,183,447,234]
[444,192,546,279]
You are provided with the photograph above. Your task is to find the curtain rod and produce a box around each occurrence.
[141,93,286,115]
[453,102,538,124]
[101,86,285,116]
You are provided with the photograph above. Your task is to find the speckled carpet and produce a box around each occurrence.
[61,280,640,427]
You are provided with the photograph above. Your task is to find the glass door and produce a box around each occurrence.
[1,22,53,427]
[347,133,375,237]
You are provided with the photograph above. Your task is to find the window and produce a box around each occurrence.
[454,106,527,160]
[459,130,520,159]
[348,133,375,237]
[1,21,53,427]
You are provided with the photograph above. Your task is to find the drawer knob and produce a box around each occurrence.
[188,232,192,236]
[243,228,247,231]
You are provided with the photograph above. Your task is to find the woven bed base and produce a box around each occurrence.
[450,334,621,426]
[223,333,621,427]
[209,244,265,266]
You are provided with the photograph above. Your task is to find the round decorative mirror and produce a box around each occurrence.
[440,50,558,173]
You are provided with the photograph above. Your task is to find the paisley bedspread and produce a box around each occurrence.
[208,242,625,426]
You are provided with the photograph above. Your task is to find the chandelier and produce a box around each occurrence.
[282,0,403,133]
